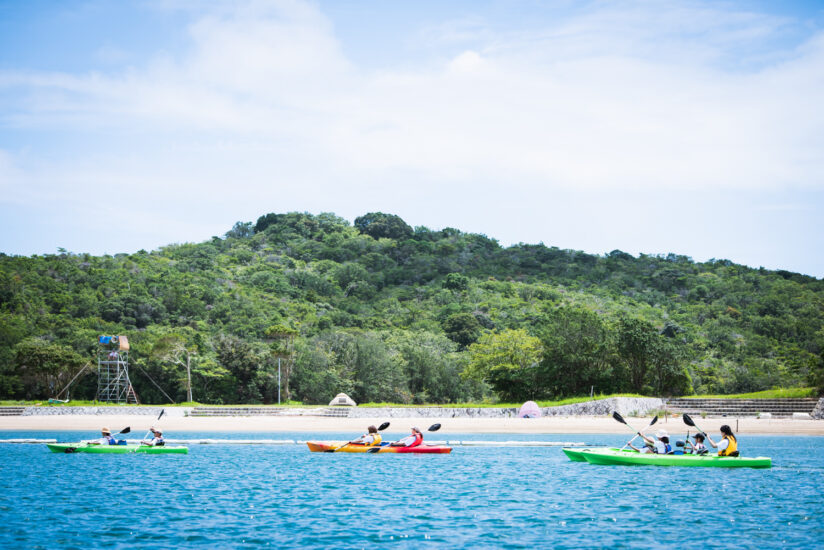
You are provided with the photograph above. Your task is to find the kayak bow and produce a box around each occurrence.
[306,441,451,454]
[562,447,628,462]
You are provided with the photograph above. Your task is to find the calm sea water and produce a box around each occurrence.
[1,431,822,549]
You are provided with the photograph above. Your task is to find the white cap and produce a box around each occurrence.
[655,429,669,439]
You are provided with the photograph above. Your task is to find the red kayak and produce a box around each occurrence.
[306,441,452,454]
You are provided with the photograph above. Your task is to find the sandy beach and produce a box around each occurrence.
[2,414,822,435]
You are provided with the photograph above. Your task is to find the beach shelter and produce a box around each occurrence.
[329,393,357,407]
[518,401,541,418]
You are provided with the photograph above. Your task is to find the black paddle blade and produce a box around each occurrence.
[676,440,685,447]
[612,411,626,424]
[367,447,382,453]
[649,415,658,426]
[682,413,696,427]
[428,423,441,432]
[378,422,390,431]
[119,427,131,434]
[157,409,166,421]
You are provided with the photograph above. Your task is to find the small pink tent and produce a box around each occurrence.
[518,401,541,418]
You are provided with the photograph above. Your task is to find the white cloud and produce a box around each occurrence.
[2,1,822,194]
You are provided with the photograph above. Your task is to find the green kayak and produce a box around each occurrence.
[579,448,771,469]
[47,443,188,455]
[563,447,635,462]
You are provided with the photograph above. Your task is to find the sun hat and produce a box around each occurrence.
[655,429,669,439]
[101,427,111,434]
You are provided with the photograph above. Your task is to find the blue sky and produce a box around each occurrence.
[1,0,823,276]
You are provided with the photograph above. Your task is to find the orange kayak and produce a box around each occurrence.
[306,441,452,454]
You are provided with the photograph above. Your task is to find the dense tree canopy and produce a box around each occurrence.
[1,211,821,404]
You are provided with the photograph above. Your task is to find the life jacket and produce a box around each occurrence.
[408,432,423,448]
[719,434,737,456]
[104,435,117,445]
[370,434,382,447]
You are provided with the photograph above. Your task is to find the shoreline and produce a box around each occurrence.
[2,415,823,435]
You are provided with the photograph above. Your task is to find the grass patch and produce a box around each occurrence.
[680,387,817,399]
[357,394,646,408]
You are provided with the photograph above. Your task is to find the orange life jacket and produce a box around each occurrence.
[719,434,737,456]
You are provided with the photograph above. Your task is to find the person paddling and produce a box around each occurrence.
[637,429,672,454]
[141,427,165,446]
[351,425,382,447]
[390,427,423,448]
[90,427,118,445]
[704,425,738,457]
[685,433,708,454]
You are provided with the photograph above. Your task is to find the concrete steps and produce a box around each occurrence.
[189,407,351,418]
[665,398,818,417]
[0,407,25,416]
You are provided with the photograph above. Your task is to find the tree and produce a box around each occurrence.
[616,317,691,395]
[443,273,469,291]
[13,338,86,400]
[354,212,413,240]
[442,313,482,349]
[150,328,225,403]
[809,328,824,394]
[538,307,614,397]
[225,221,254,239]
[464,329,543,401]
[616,317,658,393]
[649,338,692,396]
[213,334,264,403]
[292,339,354,404]
[384,330,475,403]
[265,324,299,402]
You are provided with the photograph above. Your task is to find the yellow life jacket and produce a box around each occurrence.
[368,434,382,447]
[719,434,737,456]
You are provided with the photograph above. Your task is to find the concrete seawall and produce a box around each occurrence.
[348,397,665,418]
[18,397,665,418]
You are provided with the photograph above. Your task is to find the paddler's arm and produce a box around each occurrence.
[704,434,718,448]
[637,432,654,445]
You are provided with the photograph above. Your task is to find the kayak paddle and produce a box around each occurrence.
[368,423,441,453]
[619,415,658,450]
[682,413,707,436]
[612,411,640,433]
[327,421,391,452]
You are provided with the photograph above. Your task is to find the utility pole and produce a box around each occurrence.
[278,357,281,405]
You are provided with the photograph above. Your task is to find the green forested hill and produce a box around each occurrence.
[1,211,822,404]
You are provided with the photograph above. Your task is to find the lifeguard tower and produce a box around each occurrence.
[97,335,139,404]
